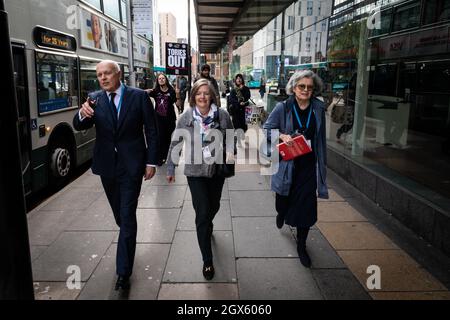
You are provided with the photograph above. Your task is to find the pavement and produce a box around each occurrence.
[27,129,450,300]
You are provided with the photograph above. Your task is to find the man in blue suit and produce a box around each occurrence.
[73,60,158,291]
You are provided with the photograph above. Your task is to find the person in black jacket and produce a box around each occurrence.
[228,74,251,147]
[146,73,177,166]
[73,60,158,291]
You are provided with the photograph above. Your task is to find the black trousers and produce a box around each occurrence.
[187,175,225,263]
[101,156,142,277]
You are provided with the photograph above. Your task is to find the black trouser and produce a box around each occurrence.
[187,175,225,263]
[101,156,142,277]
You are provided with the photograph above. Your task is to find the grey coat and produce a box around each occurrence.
[263,95,329,198]
[166,106,234,177]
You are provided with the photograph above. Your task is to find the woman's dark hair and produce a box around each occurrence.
[235,73,245,86]
[153,72,174,93]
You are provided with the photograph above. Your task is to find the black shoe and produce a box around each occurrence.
[202,263,215,280]
[276,214,284,229]
[115,276,130,291]
[297,244,311,268]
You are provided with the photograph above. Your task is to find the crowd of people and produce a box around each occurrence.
[74,60,329,290]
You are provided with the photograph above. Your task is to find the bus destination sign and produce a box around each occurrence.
[33,26,77,52]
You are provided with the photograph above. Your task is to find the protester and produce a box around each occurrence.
[195,64,221,107]
[228,74,251,147]
[147,73,177,166]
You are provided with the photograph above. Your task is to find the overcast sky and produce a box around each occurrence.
[157,0,197,47]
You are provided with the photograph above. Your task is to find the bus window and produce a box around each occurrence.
[392,2,421,32]
[369,8,392,37]
[36,52,79,114]
[423,0,450,24]
[80,60,101,101]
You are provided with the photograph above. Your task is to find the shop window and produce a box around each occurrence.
[369,63,397,96]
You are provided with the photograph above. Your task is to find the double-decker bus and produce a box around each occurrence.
[366,0,450,148]
[5,0,153,196]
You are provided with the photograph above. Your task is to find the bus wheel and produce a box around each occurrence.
[49,146,72,181]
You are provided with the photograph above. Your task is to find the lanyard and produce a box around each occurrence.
[292,103,312,131]
[110,84,125,117]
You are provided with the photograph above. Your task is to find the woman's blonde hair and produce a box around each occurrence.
[189,78,218,107]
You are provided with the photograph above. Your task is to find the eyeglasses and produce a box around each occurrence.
[296,84,314,92]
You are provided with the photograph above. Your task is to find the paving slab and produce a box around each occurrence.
[307,230,346,269]
[70,172,104,192]
[78,244,170,300]
[228,172,270,191]
[338,250,448,292]
[317,222,399,250]
[311,269,371,300]
[163,231,236,283]
[138,185,187,209]
[318,189,345,202]
[67,195,118,231]
[136,209,180,243]
[40,187,103,211]
[158,283,239,300]
[30,246,48,262]
[233,217,297,258]
[237,258,323,300]
[318,202,368,222]
[33,282,84,300]
[370,291,450,300]
[28,210,82,246]
[148,174,188,186]
[32,231,116,282]
[229,191,276,217]
[177,201,232,231]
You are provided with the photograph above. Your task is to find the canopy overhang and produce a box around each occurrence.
[194,0,295,53]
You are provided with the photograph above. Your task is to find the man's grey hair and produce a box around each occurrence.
[98,60,121,74]
[286,70,323,96]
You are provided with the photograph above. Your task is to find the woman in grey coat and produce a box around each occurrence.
[166,79,234,280]
[263,70,329,268]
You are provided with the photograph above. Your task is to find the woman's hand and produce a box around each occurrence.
[167,175,176,184]
[280,134,294,146]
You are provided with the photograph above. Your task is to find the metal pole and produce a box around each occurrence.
[0,0,34,300]
[187,0,192,98]
[127,0,136,87]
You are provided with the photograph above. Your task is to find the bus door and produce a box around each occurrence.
[12,44,32,195]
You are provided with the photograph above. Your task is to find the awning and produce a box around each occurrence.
[194,0,295,53]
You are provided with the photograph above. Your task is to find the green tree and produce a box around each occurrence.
[328,20,364,60]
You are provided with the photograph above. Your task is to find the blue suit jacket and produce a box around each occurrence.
[73,85,158,179]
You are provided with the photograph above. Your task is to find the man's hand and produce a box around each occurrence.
[167,176,176,184]
[80,99,95,119]
[144,166,156,181]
